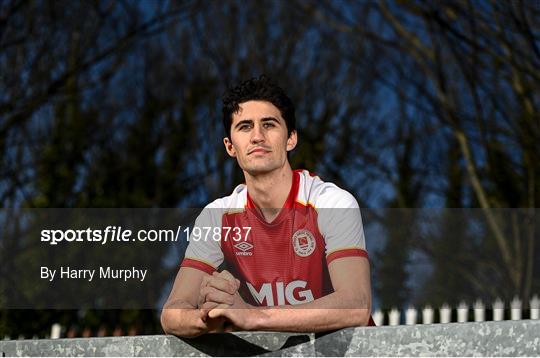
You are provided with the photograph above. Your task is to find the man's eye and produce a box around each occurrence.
[239,125,250,131]
[263,123,275,128]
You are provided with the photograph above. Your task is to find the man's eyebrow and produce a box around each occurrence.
[234,117,281,129]
[234,119,253,129]
[261,117,280,123]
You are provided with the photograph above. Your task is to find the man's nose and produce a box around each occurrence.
[250,124,265,143]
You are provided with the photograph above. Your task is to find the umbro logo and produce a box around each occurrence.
[234,242,253,256]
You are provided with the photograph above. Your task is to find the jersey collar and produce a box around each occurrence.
[246,170,300,224]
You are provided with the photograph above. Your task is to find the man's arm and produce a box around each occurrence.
[161,267,225,337]
[208,256,372,332]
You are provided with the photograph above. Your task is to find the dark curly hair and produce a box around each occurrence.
[221,75,296,139]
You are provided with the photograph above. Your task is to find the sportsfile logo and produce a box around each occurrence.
[234,241,253,256]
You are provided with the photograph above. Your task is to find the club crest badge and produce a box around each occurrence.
[292,229,316,257]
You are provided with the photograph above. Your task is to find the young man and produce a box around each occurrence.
[161,75,373,337]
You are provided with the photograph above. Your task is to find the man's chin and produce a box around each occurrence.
[243,165,279,176]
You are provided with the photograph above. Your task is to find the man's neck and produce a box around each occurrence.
[245,164,294,222]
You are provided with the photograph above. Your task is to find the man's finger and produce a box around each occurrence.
[205,275,237,294]
[197,292,204,308]
[198,287,209,308]
[201,301,219,310]
[200,285,235,304]
[198,274,212,306]
[200,274,212,289]
[200,301,219,319]
[196,312,209,328]
[208,304,229,319]
[217,270,237,283]
[203,287,235,305]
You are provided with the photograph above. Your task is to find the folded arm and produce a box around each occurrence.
[208,256,372,332]
[161,267,229,337]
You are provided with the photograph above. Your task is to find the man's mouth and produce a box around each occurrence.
[248,148,271,155]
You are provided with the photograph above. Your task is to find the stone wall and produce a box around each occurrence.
[1,320,539,356]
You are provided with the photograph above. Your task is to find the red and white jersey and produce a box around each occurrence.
[181,169,368,307]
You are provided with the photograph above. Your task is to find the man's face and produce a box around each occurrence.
[224,100,297,175]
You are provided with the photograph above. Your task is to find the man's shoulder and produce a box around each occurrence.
[205,183,248,211]
[296,169,359,209]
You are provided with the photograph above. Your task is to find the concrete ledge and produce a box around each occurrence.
[1,320,539,356]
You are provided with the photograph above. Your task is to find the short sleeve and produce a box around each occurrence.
[315,186,368,265]
[180,203,224,274]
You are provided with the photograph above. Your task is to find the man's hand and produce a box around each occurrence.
[199,270,250,309]
[207,305,262,331]
[198,270,240,308]
[198,270,253,331]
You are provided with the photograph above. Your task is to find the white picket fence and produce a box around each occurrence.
[3,295,539,340]
[372,295,540,326]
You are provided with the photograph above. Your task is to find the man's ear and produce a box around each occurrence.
[286,130,298,152]
[223,137,237,157]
